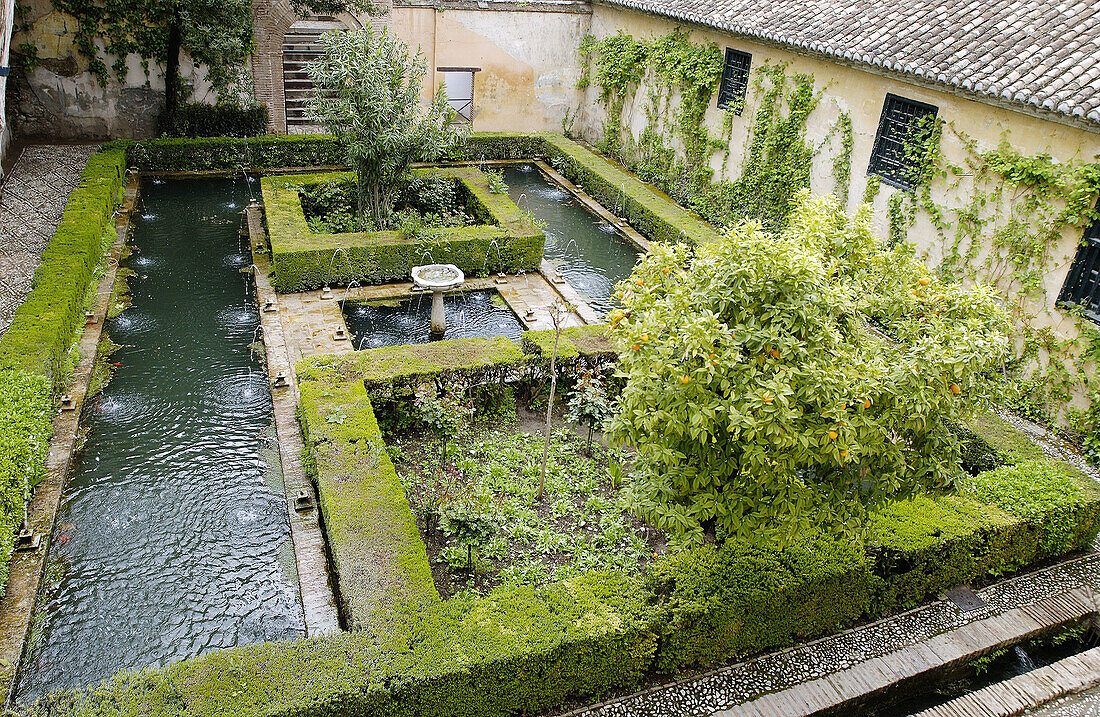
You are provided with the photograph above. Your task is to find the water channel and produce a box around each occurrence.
[16,177,303,700]
[503,165,639,318]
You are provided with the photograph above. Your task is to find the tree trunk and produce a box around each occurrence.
[356,171,368,230]
[538,331,559,501]
[164,5,183,117]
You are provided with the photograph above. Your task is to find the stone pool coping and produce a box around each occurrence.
[0,173,137,705]
[247,203,341,636]
[267,269,591,361]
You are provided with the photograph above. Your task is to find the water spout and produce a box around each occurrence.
[339,281,361,311]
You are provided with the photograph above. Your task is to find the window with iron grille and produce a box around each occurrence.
[1058,203,1100,322]
[716,48,751,114]
[868,94,938,189]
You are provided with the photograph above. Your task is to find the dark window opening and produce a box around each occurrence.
[1058,202,1100,322]
[868,94,938,189]
[716,48,751,114]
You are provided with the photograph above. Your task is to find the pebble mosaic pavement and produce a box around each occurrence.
[0,145,99,335]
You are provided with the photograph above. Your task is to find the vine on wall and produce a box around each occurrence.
[577,27,1100,456]
[878,116,1100,445]
[579,30,831,232]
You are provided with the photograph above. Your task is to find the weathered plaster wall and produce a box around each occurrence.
[391,2,589,132]
[8,0,213,139]
[580,3,1100,381]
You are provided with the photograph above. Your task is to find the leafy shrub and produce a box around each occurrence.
[610,194,1013,545]
[157,103,268,138]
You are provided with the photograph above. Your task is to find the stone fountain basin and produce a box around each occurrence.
[412,264,465,292]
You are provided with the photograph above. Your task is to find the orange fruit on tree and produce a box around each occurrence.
[680,375,690,384]
[640,333,649,342]
[839,449,849,459]
[828,430,838,440]
[863,398,872,409]
[762,393,774,404]
[839,403,846,410]
[950,384,961,395]
[919,276,931,286]
[631,344,640,351]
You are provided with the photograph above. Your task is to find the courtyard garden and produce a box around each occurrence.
[2,22,1099,717]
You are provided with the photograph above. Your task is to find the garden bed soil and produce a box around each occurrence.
[388,401,662,599]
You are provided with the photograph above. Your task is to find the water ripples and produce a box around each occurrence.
[15,176,303,701]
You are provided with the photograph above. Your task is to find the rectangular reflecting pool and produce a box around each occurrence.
[15,177,304,701]
[503,164,640,318]
[342,289,525,349]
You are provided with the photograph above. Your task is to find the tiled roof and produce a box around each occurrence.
[597,0,1100,127]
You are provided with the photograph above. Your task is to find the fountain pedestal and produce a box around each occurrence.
[411,264,465,335]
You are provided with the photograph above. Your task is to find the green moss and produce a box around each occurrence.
[0,148,124,597]
[647,532,872,671]
[522,325,620,361]
[262,166,544,291]
[298,376,438,630]
[298,336,525,395]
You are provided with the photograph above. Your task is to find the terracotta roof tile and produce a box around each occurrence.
[597,0,1100,127]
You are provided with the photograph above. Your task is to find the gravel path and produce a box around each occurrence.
[0,144,98,336]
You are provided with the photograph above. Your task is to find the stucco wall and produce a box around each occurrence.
[579,3,1100,380]
[390,2,590,133]
[9,0,212,139]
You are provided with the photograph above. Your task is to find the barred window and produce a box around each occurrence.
[1058,203,1100,322]
[868,94,938,189]
[716,48,752,114]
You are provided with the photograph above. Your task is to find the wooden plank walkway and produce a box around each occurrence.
[913,645,1100,717]
[716,588,1098,717]
[247,202,340,636]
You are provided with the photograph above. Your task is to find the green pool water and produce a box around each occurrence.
[15,177,304,700]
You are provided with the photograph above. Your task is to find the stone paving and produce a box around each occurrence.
[0,145,99,336]
[562,549,1100,717]
[247,203,340,636]
[273,267,589,362]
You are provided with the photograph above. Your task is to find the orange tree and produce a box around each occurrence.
[608,193,1013,545]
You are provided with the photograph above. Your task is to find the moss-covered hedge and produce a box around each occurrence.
[26,402,1100,716]
[0,148,125,593]
[262,168,545,291]
[298,372,439,630]
[119,132,723,249]
[0,149,127,384]
[648,532,873,672]
[118,135,346,172]
[522,325,619,362]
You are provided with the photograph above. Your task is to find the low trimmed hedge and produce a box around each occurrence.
[299,370,438,630]
[458,133,724,246]
[33,570,657,717]
[0,148,124,597]
[522,324,619,362]
[118,132,723,249]
[648,532,872,672]
[120,135,345,172]
[0,149,126,384]
[157,103,268,138]
[262,168,545,291]
[0,370,52,589]
[298,336,526,397]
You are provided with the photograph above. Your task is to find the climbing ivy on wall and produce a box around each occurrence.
[882,116,1100,440]
[578,30,832,232]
